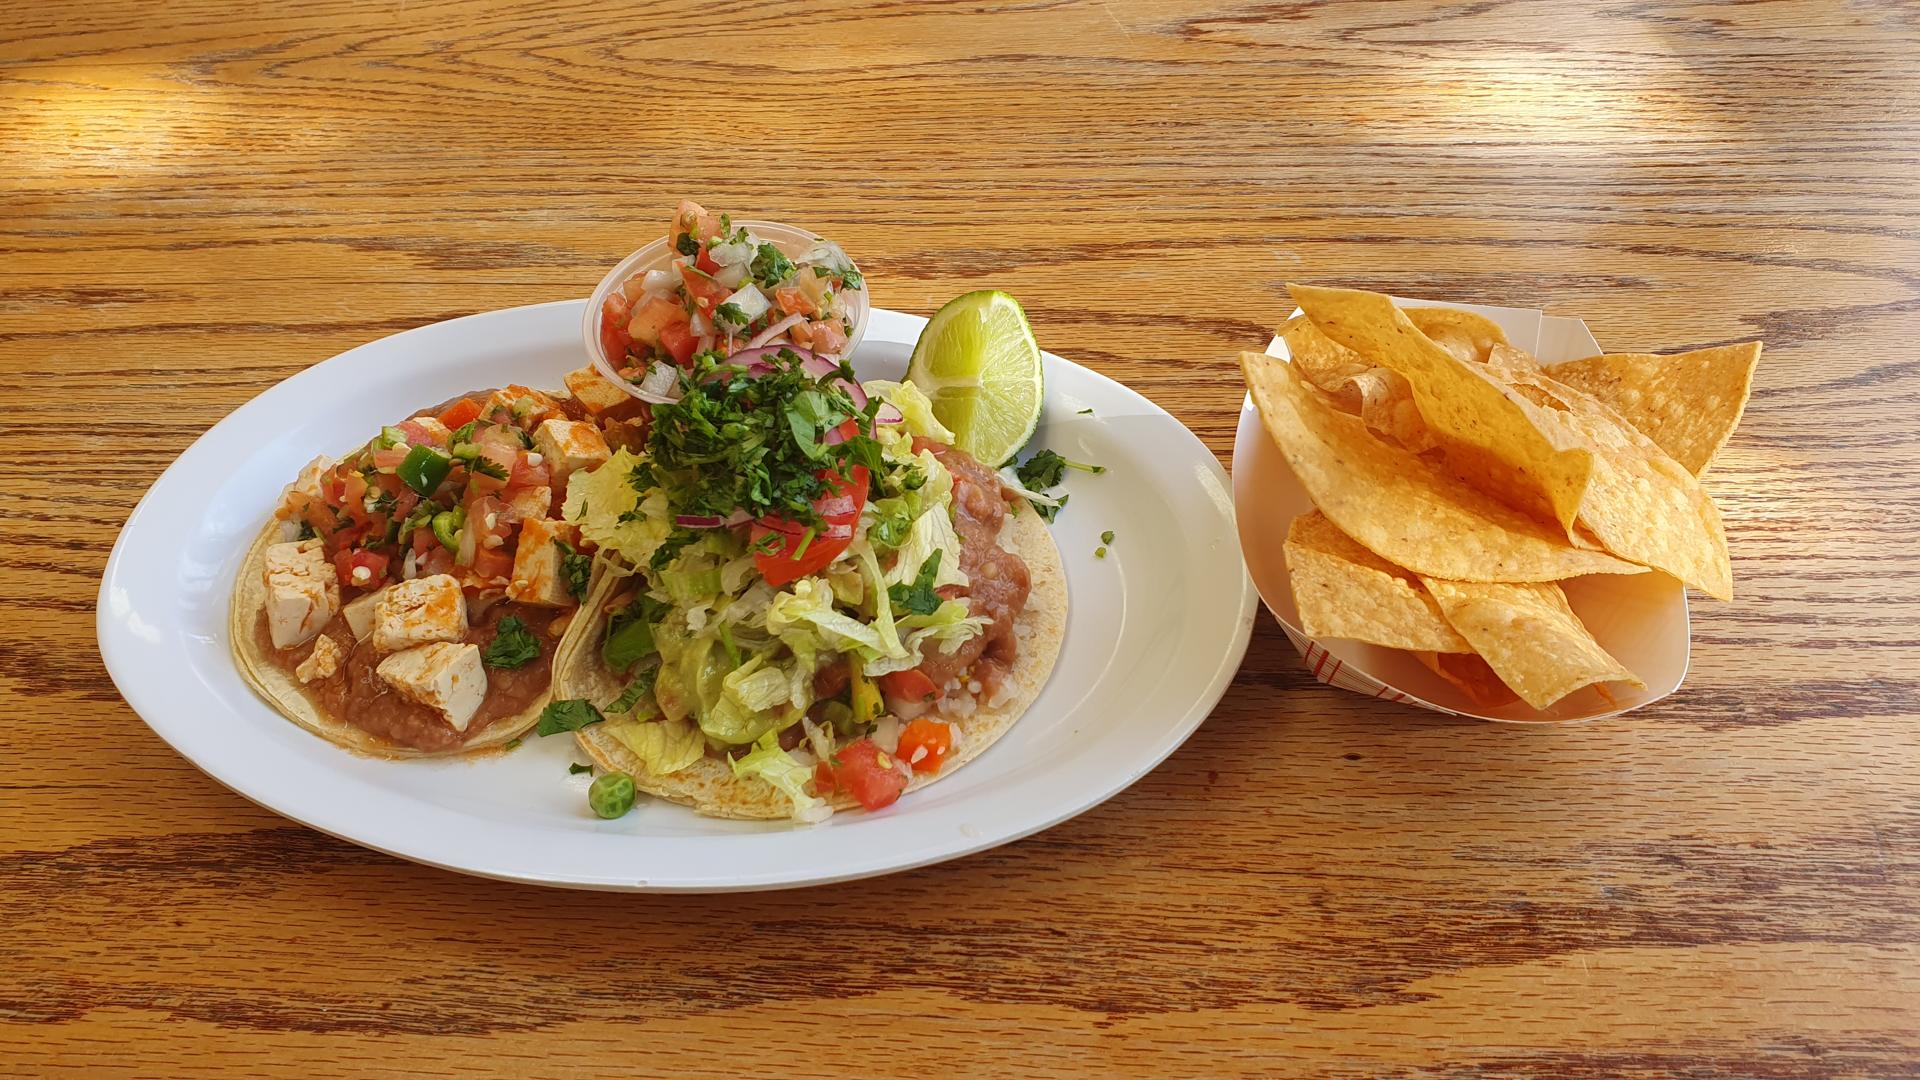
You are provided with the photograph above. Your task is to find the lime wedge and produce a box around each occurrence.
[906,291,1044,467]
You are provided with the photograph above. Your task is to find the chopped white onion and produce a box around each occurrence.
[639,361,678,398]
[689,311,713,337]
[718,283,770,326]
[640,268,675,295]
[748,313,806,348]
[709,239,755,266]
[873,715,900,753]
[713,262,749,290]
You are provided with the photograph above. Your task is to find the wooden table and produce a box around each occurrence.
[6,1,1917,1075]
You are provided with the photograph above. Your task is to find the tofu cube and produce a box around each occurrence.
[377,642,487,733]
[503,484,553,523]
[262,539,340,649]
[275,454,334,520]
[295,635,344,683]
[485,385,564,426]
[508,517,581,607]
[342,587,385,642]
[370,574,468,653]
[563,365,634,415]
[532,419,610,485]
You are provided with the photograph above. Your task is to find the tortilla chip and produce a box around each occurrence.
[1240,350,1646,582]
[1280,314,1371,393]
[1403,307,1509,365]
[1285,511,1470,652]
[1414,651,1519,709]
[1289,284,1595,533]
[1419,578,1644,710]
[1486,345,1734,600]
[1546,343,1760,475]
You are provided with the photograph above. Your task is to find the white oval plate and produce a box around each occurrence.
[98,303,1257,891]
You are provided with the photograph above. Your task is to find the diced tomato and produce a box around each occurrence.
[437,397,483,430]
[302,497,336,538]
[678,262,731,314]
[371,447,410,472]
[628,295,691,347]
[600,293,635,361]
[470,546,514,582]
[508,452,550,490]
[751,465,868,587]
[807,320,848,354]
[695,246,720,276]
[786,321,814,349]
[340,471,371,525]
[333,548,390,590]
[881,670,940,707]
[827,738,908,811]
[659,319,700,367]
[411,526,436,555]
[813,761,836,795]
[395,420,443,448]
[419,547,454,577]
[773,286,816,318]
[895,718,953,775]
[466,444,516,496]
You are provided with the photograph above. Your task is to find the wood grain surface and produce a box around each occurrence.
[5,0,1918,1075]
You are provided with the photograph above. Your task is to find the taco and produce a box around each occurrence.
[545,347,1066,821]
[230,372,643,756]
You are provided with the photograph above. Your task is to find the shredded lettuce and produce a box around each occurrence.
[604,715,705,775]
[858,546,907,661]
[767,577,885,655]
[562,449,673,566]
[886,503,969,591]
[729,731,831,823]
[724,654,792,713]
[863,598,990,676]
[863,380,955,443]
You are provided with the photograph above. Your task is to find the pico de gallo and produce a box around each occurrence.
[276,387,578,594]
[597,201,864,400]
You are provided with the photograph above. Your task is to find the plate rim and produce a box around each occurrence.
[97,300,1258,891]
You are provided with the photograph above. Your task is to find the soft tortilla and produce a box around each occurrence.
[557,508,1067,819]
[228,518,554,758]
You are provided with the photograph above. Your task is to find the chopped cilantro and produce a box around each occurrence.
[674,231,699,256]
[536,698,605,737]
[648,529,699,572]
[838,266,864,291]
[1032,493,1068,523]
[604,596,667,673]
[608,667,658,714]
[467,455,509,481]
[750,242,796,288]
[888,550,944,616]
[643,349,874,530]
[297,521,317,541]
[482,616,541,669]
[555,539,592,601]
[1016,449,1104,489]
[449,420,478,445]
[505,737,522,751]
[1078,407,1094,415]
[569,762,593,775]
[714,302,749,327]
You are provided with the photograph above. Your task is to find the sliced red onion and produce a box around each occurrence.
[747,312,807,349]
[674,509,752,529]
[722,346,904,424]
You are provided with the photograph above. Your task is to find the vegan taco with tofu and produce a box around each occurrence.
[229,381,629,756]
[548,346,1066,822]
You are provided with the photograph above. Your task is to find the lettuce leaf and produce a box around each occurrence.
[885,503,969,591]
[604,715,706,776]
[863,380,955,443]
[729,731,832,823]
[863,598,990,676]
[562,449,673,568]
[767,576,885,655]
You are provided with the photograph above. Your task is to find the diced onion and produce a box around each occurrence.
[873,715,900,753]
[713,262,748,290]
[640,268,675,295]
[689,311,713,337]
[639,361,678,398]
[709,240,755,266]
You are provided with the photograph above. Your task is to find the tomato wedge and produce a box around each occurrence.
[333,548,390,590]
[826,738,907,811]
[659,319,700,367]
[751,465,868,587]
[881,669,939,706]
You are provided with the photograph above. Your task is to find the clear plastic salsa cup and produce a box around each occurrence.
[582,220,871,403]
